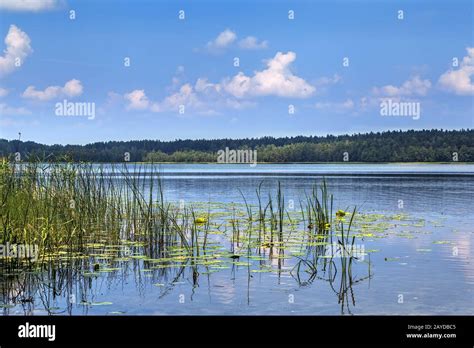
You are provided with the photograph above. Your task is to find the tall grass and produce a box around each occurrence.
[0,160,194,261]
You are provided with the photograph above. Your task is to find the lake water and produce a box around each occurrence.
[2,163,473,315]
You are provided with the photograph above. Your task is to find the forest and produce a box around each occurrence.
[0,129,472,162]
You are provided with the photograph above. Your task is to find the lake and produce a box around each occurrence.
[1,163,473,315]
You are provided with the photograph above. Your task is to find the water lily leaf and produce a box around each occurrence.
[99,267,121,272]
[91,301,113,306]
[83,272,100,277]
[80,301,113,306]
[232,261,251,266]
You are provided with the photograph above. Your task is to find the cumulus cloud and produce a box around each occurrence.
[124,84,202,113]
[357,76,432,113]
[121,51,315,114]
[0,25,33,77]
[206,30,269,51]
[0,0,62,12]
[207,29,237,50]
[0,87,9,97]
[0,103,31,115]
[124,89,149,110]
[123,68,205,113]
[22,79,83,101]
[194,78,222,95]
[238,36,268,50]
[122,81,253,115]
[372,75,431,97]
[223,51,315,98]
[159,84,202,111]
[438,47,474,96]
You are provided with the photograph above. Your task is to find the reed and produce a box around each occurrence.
[0,160,194,261]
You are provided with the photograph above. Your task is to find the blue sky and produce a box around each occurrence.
[0,0,472,145]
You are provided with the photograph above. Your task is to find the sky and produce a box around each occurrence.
[0,0,473,145]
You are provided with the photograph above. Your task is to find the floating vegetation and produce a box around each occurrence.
[80,301,113,306]
[98,267,121,272]
[83,272,100,277]
[384,257,401,262]
[432,240,452,245]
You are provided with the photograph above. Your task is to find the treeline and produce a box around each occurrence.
[1,129,473,162]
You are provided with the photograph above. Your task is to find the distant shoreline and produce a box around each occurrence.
[2,129,473,163]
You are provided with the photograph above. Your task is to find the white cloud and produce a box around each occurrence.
[438,47,474,96]
[223,51,315,98]
[0,25,33,77]
[122,82,253,115]
[62,79,83,96]
[121,52,315,114]
[22,79,83,101]
[194,78,222,95]
[124,84,202,113]
[124,89,149,110]
[0,0,62,12]
[158,83,202,112]
[372,75,431,97]
[207,29,237,50]
[238,36,268,50]
[358,76,431,114]
[0,87,9,97]
[205,30,270,52]
[0,103,31,115]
